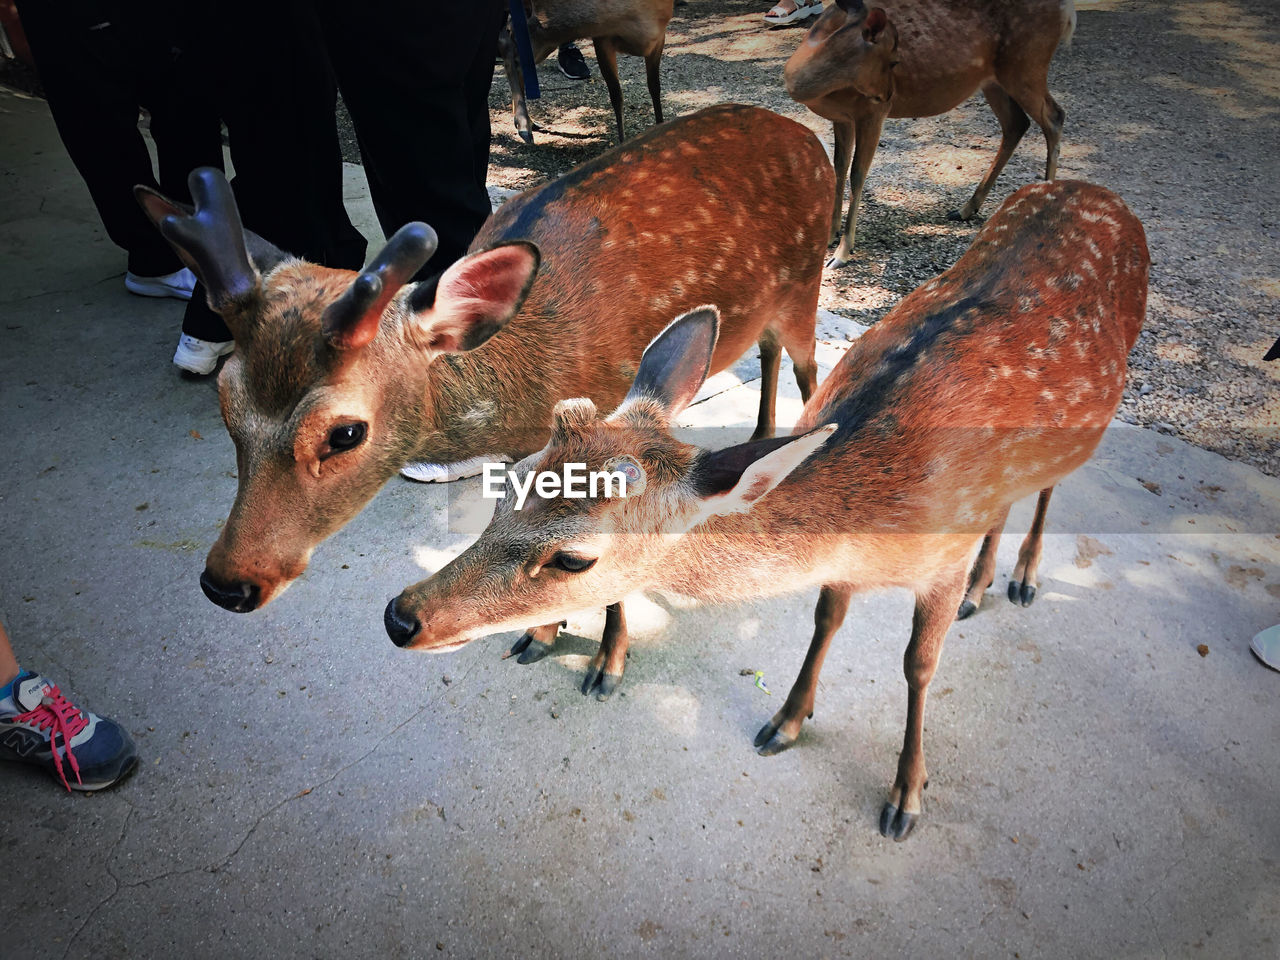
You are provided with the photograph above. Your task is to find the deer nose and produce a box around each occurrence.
[199,569,261,613]
[384,597,421,647]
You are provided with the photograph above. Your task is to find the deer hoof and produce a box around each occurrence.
[581,664,622,701]
[594,673,621,701]
[956,599,979,620]
[878,802,918,842]
[753,722,797,757]
[517,639,552,664]
[503,632,534,660]
[1007,580,1038,607]
[518,129,534,144]
[947,206,977,222]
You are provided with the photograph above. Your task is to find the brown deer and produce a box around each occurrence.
[501,0,674,143]
[134,105,831,657]
[383,180,1149,840]
[785,0,1076,267]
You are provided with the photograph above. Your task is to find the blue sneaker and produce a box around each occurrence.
[0,672,138,792]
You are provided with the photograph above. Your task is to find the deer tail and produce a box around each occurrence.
[1060,0,1078,49]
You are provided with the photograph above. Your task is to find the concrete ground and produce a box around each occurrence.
[2,73,1278,960]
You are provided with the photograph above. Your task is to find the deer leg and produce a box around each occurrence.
[828,109,887,269]
[592,38,626,142]
[582,602,629,700]
[1009,486,1053,607]
[781,324,819,404]
[750,329,782,441]
[880,568,967,841]
[1000,78,1066,182]
[952,84,1030,221]
[1038,92,1066,181]
[504,620,565,663]
[957,503,1012,619]
[829,120,854,246]
[754,584,853,756]
[498,20,534,144]
[644,37,664,124]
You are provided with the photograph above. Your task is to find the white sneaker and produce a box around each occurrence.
[125,267,197,300]
[400,454,507,483]
[1252,624,1280,671]
[173,334,234,375]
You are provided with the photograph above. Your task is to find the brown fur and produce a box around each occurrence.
[203,105,830,608]
[391,180,1149,838]
[786,0,1077,266]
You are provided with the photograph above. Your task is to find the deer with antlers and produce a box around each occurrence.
[383,180,1149,839]
[786,0,1077,267]
[134,105,831,673]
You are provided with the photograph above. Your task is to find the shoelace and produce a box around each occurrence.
[12,684,87,790]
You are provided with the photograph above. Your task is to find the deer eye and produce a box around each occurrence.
[325,422,367,455]
[549,552,596,574]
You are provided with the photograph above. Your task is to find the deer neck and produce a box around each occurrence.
[403,329,560,467]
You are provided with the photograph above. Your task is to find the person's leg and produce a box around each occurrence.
[0,616,138,791]
[14,0,184,278]
[0,618,18,688]
[176,0,367,361]
[320,0,504,271]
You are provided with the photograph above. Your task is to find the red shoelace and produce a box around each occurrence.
[12,684,87,790]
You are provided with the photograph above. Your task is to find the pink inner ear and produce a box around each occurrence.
[135,187,184,227]
[420,242,540,353]
[865,7,887,38]
[437,244,538,308]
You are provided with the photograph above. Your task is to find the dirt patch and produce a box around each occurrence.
[1075,534,1115,568]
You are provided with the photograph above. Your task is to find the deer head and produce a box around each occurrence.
[137,169,541,612]
[784,2,900,108]
[384,307,834,650]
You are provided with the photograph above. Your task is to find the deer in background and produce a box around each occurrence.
[135,105,831,670]
[500,0,674,143]
[384,180,1149,840]
[786,0,1076,267]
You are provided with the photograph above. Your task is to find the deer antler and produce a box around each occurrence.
[322,222,439,350]
[154,168,259,310]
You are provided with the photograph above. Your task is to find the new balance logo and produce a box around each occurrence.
[1,726,45,758]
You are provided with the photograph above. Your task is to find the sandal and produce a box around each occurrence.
[763,1,823,26]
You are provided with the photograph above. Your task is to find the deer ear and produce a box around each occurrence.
[691,424,836,519]
[622,306,720,418]
[406,241,540,354]
[864,7,891,43]
[134,185,203,277]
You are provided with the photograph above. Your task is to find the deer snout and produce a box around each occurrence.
[199,568,262,613]
[384,597,421,648]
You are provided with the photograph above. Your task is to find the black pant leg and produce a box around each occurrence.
[319,0,504,269]
[181,0,367,342]
[15,0,194,276]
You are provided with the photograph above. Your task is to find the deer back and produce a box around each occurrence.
[750,180,1148,573]
[426,103,833,464]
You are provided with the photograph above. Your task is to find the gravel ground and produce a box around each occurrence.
[472,0,1280,476]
